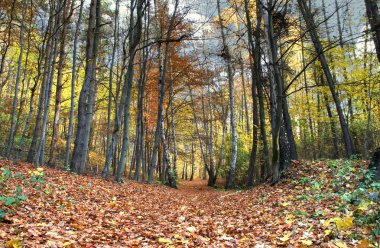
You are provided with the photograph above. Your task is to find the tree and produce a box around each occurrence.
[364,0,380,62]
[71,0,101,173]
[217,0,238,189]
[297,0,354,158]
[64,0,84,167]
[115,0,145,182]
[6,0,27,159]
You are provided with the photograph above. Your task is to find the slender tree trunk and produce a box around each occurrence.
[264,0,284,184]
[26,4,54,163]
[0,1,16,85]
[6,0,28,158]
[14,0,40,164]
[239,56,250,132]
[49,0,71,167]
[14,22,31,160]
[217,0,237,189]
[65,0,84,166]
[133,25,149,181]
[34,0,62,167]
[71,0,100,173]
[169,62,178,179]
[364,0,380,62]
[188,85,212,183]
[299,19,316,160]
[105,0,120,169]
[254,0,270,180]
[115,0,144,182]
[298,0,353,158]
[190,141,195,181]
[148,0,179,187]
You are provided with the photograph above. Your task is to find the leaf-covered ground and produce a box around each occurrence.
[0,160,378,247]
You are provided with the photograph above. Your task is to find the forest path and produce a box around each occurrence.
[178,179,215,192]
[0,160,368,247]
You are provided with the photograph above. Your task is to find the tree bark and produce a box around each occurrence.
[364,0,380,62]
[6,0,28,159]
[264,0,284,184]
[217,0,237,189]
[105,0,120,172]
[71,0,100,173]
[34,0,62,167]
[65,0,84,167]
[115,0,144,182]
[48,0,72,167]
[148,0,179,187]
[298,0,354,158]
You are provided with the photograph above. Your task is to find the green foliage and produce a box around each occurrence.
[0,165,28,218]
[0,164,48,219]
[326,160,380,244]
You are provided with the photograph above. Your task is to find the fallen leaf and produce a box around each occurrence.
[158,237,172,244]
[5,239,21,248]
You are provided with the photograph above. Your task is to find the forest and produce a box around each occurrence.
[0,0,380,246]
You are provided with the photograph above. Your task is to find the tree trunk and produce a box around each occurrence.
[71,0,100,173]
[364,0,380,62]
[26,6,54,163]
[6,0,28,159]
[298,0,354,158]
[190,141,195,181]
[368,148,380,182]
[34,0,62,167]
[148,0,179,187]
[264,0,284,184]
[217,0,237,189]
[115,0,144,182]
[105,0,120,171]
[49,0,71,167]
[65,0,84,167]
[169,62,178,179]
[133,22,149,181]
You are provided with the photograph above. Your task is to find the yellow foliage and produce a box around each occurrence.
[5,239,21,248]
[158,237,172,244]
[335,216,354,231]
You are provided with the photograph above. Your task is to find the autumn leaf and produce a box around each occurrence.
[357,239,371,248]
[5,239,21,248]
[158,238,172,244]
[186,226,196,232]
[335,216,354,231]
[279,233,291,242]
[334,241,348,248]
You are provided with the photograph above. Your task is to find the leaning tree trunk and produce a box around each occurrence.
[298,0,353,158]
[364,0,380,62]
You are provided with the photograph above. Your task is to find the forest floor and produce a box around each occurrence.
[0,160,378,247]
